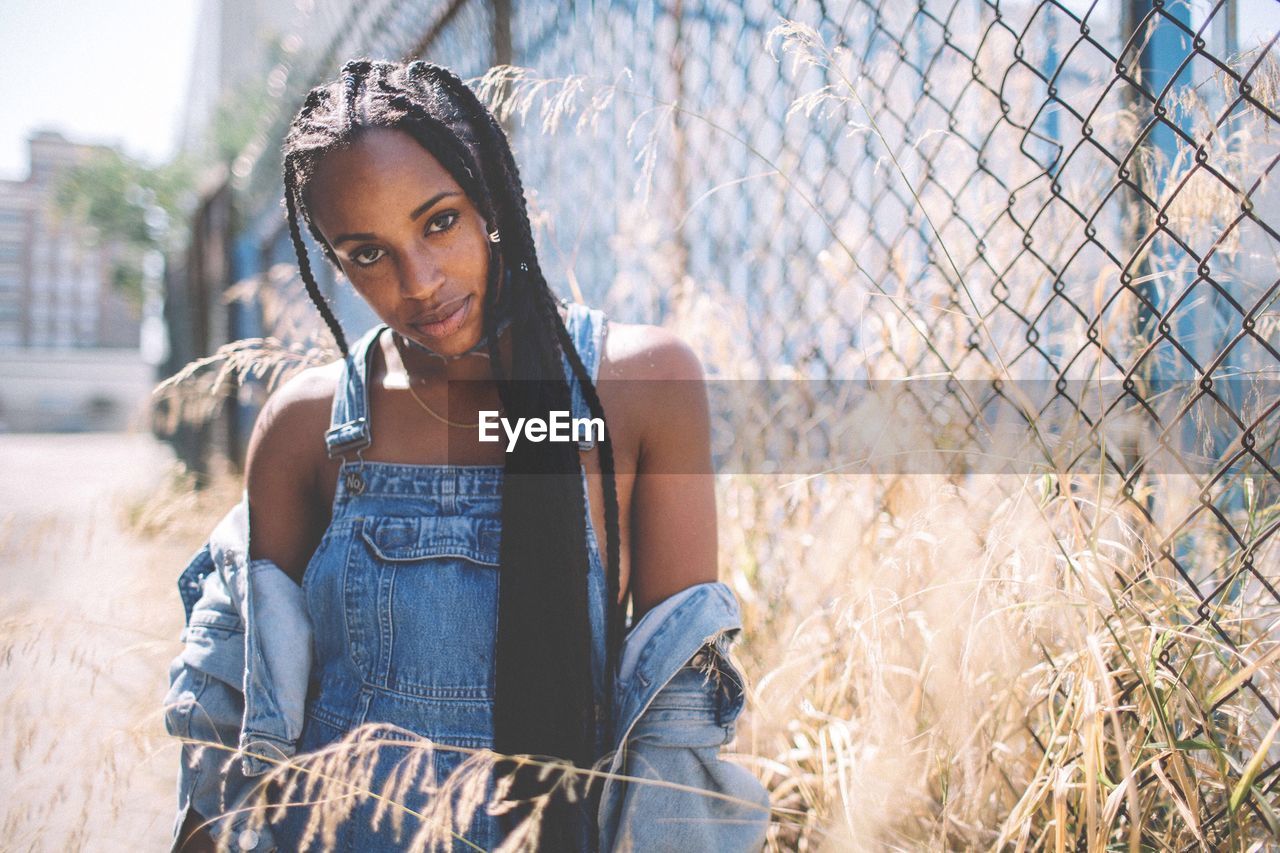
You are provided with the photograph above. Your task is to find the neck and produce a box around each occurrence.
[386,324,512,385]
[399,312,514,360]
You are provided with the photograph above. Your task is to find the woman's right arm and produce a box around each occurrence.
[244,365,338,585]
[167,366,335,852]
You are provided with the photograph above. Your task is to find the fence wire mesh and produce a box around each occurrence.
[184,0,1280,844]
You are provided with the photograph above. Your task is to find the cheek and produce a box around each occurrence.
[344,269,394,307]
[447,227,491,277]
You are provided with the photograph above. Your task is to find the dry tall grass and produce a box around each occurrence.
[0,434,240,850]
[716,468,1278,850]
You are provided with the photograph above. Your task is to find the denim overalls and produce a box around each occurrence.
[272,303,611,851]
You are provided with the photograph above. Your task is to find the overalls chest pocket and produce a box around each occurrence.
[345,515,502,699]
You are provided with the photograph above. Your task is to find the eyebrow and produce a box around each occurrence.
[333,191,461,246]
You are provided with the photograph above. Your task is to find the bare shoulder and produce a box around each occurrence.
[245,360,342,487]
[596,321,717,610]
[273,359,344,409]
[244,359,343,576]
[597,321,710,460]
[598,321,706,383]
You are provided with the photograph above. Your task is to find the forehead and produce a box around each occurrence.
[306,127,467,229]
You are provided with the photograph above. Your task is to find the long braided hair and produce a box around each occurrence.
[281,59,624,844]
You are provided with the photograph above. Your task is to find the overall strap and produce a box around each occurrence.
[326,310,605,457]
[324,324,388,459]
[561,302,608,451]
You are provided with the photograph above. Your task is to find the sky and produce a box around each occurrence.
[0,0,200,181]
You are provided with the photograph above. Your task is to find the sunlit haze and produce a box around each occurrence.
[0,0,199,179]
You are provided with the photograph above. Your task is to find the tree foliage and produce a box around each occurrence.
[51,37,281,307]
[53,149,195,307]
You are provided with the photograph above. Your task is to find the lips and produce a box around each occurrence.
[411,293,469,324]
[408,294,472,339]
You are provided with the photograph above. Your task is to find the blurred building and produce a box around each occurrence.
[0,130,139,350]
[0,130,150,432]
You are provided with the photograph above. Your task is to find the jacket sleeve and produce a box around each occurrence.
[604,632,771,852]
[163,543,280,852]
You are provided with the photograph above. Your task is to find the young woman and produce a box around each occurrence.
[165,59,768,851]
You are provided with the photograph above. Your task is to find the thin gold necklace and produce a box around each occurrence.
[393,333,482,429]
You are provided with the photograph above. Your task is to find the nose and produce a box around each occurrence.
[398,247,445,300]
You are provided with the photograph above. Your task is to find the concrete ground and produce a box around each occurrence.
[0,431,230,851]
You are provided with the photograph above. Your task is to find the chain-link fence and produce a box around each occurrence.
[167,0,1279,844]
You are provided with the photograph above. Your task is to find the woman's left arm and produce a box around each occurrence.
[601,326,770,852]
[622,326,718,616]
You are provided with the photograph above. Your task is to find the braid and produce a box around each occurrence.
[497,120,626,710]
[421,63,627,694]
[483,246,511,387]
[341,59,372,130]
[421,63,624,826]
[300,89,324,117]
[283,158,348,357]
[380,82,512,392]
[407,62,513,348]
[552,313,624,729]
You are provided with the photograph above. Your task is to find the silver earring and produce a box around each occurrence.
[488,229,501,243]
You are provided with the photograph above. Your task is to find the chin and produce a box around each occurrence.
[402,324,485,358]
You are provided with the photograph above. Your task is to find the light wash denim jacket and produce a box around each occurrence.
[164,495,770,852]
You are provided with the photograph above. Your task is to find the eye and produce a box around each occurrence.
[350,246,386,267]
[426,211,459,234]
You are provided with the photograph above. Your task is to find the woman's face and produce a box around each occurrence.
[306,127,492,357]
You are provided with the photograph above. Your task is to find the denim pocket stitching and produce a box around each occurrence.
[360,517,500,567]
[338,526,368,678]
